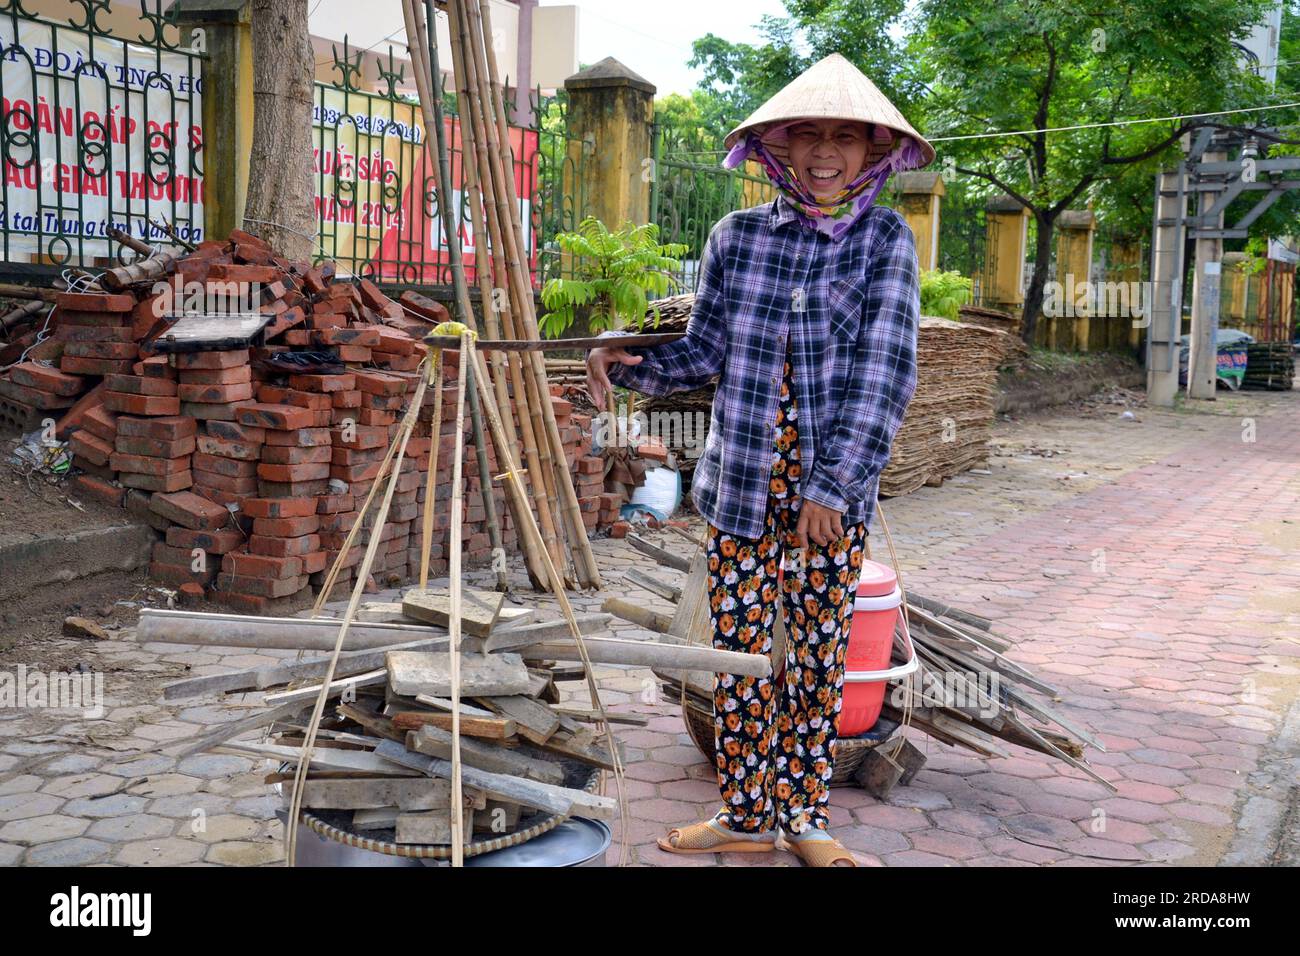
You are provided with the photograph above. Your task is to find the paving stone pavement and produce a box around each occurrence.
[0,386,1295,867]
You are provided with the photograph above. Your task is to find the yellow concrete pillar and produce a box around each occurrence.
[1055,209,1095,351]
[897,172,945,272]
[1109,238,1143,350]
[984,195,1029,313]
[171,0,255,243]
[563,57,656,229]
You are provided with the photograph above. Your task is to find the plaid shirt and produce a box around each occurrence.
[602,196,919,540]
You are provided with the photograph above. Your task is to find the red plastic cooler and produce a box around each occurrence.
[839,559,919,736]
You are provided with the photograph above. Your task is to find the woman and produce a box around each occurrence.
[588,54,932,867]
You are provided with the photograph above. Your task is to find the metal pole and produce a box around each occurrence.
[425,0,508,590]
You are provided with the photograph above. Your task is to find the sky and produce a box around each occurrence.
[303,0,791,96]
[552,0,790,96]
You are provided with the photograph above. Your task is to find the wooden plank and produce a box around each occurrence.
[401,587,504,637]
[352,808,399,830]
[336,702,405,743]
[289,776,452,810]
[602,597,672,634]
[139,609,467,654]
[215,740,422,776]
[162,637,448,700]
[374,739,616,820]
[626,533,690,572]
[390,711,517,739]
[395,807,474,845]
[482,613,611,653]
[517,636,771,678]
[406,725,564,784]
[668,549,710,645]
[624,568,681,604]
[150,312,271,352]
[263,668,386,706]
[385,649,531,698]
[413,694,495,717]
[473,800,521,834]
[476,694,560,744]
[530,727,620,771]
[173,700,309,758]
[553,707,649,727]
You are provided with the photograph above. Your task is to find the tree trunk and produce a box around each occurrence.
[243,0,315,260]
[1020,211,1056,346]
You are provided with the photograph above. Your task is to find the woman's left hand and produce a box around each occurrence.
[794,500,844,549]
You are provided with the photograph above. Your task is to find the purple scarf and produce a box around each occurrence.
[723,128,925,242]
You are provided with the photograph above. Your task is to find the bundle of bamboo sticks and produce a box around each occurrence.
[399,0,601,591]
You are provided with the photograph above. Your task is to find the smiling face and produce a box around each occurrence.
[784,119,875,198]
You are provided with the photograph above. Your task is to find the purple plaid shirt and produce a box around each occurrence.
[601,196,919,540]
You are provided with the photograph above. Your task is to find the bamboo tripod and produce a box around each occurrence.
[285,330,629,867]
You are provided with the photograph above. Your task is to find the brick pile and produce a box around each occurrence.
[0,229,609,611]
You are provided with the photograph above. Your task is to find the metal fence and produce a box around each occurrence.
[0,0,205,275]
[312,37,590,287]
[649,122,774,293]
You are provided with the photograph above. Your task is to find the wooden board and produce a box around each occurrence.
[290,776,451,810]
[390,711,517,739]
[476,694,560,745]
[395,807,474,846]
[406,725,564,785]
[401,587,505,637]
[375,739,616,820]
[385,650,531,698]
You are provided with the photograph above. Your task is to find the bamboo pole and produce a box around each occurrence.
[402,0,546,589]
[413,0,506,591]
[470,0,602,589]
[459,0,566,567]
[467,346,630,865]
[446,0,567,583]
[447,330,472,865]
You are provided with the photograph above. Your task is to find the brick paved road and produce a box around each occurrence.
[1,385,1295,866]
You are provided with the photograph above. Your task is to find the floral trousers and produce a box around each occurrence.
[706,348,869,834]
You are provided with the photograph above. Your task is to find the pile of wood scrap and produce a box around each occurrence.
[883,594,1111,788]
[147,584,771,855]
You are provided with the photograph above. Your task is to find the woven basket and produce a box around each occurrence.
[681,701,897,786]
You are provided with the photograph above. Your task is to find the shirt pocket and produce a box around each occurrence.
[828,278,867,339]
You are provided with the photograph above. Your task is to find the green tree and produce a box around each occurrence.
[911,0,1278,342]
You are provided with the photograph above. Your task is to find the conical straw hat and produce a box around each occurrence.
[724,53,935,168]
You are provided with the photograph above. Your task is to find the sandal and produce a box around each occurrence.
[780,833,859,867]
[657,819,778,855]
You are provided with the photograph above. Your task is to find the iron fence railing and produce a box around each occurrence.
[0,0,205,272]
[313,37,590,287]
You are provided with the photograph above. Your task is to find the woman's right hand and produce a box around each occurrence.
[586,345,644,408]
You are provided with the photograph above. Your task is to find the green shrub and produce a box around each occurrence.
[539,218,689,338]
[919,269,973,320]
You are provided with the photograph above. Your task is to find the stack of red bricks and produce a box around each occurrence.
[0,229,616,611]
